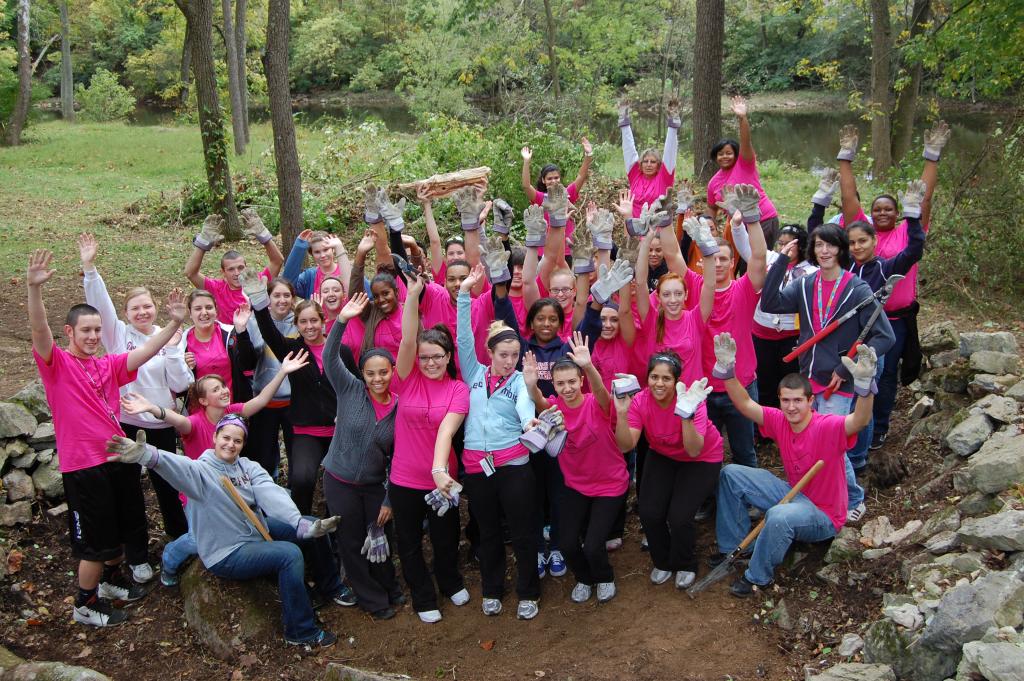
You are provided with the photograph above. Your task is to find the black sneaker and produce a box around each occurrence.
[73,597,129,627]
[286,628,338,651]
[371,606,396,621]
[869,432,886,451]
[332,585,357,607]
[98,579,151,603]
[729,575,772,598]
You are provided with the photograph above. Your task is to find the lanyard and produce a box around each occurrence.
[74,356,120,427]
[815,273,843,333]
[485,370,509,398]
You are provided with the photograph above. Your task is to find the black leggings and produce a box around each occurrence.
[246,405,293,477]
[288,433,330,516]
[753,334,799,411]
[638,452,720,572]
[561,487,626,585]
[530,449,565,553]
[463,464,539,601]
[388,482,464,613]
[322,474,401,613]
[121,423,187,542]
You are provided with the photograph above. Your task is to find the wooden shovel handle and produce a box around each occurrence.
[220,475,272,542]
[735,460,825,552]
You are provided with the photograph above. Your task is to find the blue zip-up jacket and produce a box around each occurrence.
[281,237,320,300]
[848,216,925,294]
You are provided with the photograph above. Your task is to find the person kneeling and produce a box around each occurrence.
[106,416,345,650]
[710,332,876,598]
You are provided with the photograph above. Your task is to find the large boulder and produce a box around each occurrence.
[324,665,420,681]
[28,422,55,451]
[944,414,993,457]
[180,560,280,660]
[957,510,1024,552]
[958,491,1002,517]
[959,331,1019,357]
[0,644,111,680]
[920,322,959,355]
[31,456,63,499]
[0,501,32,527]
[808,663,896,681]
[918,570,1024,653]
[956,639,1024,681]
[0,403,36,439]
[1007,380,1024,402]
[863,618,956,681]
[970,351,1021,376]
[2,470,34,502]
[967,431,1024,494]
[9,380,50,421]
[970,394,1021,424]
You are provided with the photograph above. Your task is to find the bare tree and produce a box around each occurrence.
[221,0,247,155]
[60,0,73,121]
[234,0,249,144]
[541,0,560,99]
[869,0,893,174]
[6,0,32,146]
[692,0,724,183]
[890,0,931,164]
[265,0,303,254]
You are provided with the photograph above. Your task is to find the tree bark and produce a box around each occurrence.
[869,0,893,174]
[221,0,246,155]
[6,0,32,146]
[890,0,931,163]
[692,0,724,183]
[179,22,193,107]
[176,0,241,237]
[265,0,303,255]
[60,1,74,121]
[234,0,249,143]
[541,0,560,99]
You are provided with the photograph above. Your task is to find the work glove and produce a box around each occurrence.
[712,332,737,380]
[922,120,951,162]
[194,215,225,252]
[683,217,719,257]
[239,267,268,309]
[837,125,858,162]
[591,260,634,305]
[733,184,762,224]
[299,515,341,540]
[589,208,615,250]
[424,482,462,517]
[105,431,151,465]
[363,183,382,224]
[898,179,928,220]
[520,417,553,453]
[538,407,566,458]
[360,524,390,563]
[674,378,713,419]
[542,182,570,228]
[492,198,514,235]
[480,235,511,284]
[572,222,596,274]
[841,345,879,397]
[452,186,485,231]
[241,208,273,244]
[666,97,681,130]
[715,184,740,216]
[811,168,840,207]
[524,205,547,247]
[618,102,631,128]
[377,189,406,232]
[612,373,641,398]
[676,182,695,215]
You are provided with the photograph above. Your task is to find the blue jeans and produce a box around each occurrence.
[873,318,906,437]
[813,392,865,509]
[716,464,837,585]
[707,381,759,468]
[162,531,197,576]
[208,517,342,642]
[848,355,885,471]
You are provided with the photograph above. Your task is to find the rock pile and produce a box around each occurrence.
[0,381,61,527]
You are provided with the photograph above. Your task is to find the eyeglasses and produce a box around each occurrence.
[418,353,448,364]
[549,287,573,296]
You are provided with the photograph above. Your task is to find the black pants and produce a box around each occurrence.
[608,452,631,540]
[121,423,187,541]
[246,405,293,478]
[638,452,720,572]
[561,487,626,585]
[463,465,540,601]
[530,449,564,553]
[388,482,464,613]
[288,434,330,516]
[322,474,401,614]
[753,335,799,411]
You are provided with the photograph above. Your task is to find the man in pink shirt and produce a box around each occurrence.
[710,332,876,598]
[184,211,284,325]
[27,249,188,627]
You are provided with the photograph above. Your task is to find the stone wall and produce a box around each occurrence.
[0,380,61,530]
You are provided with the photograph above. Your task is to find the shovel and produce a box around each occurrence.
[221,475,273,542]
[688,460,825,597]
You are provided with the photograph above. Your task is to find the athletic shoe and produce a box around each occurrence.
[605,538,623,552]
[98,579,150,603]
[547,550,567,577]
[869,432,886,451]
[846,502,867,523]
[160,570,179,588]
[674,571,696,590]
[371,607,396,621]
[482,598,503,616]
[73,598,128,627]
[694,498,714,522]
[595,582,617,603]
[449,588,470,606]
[537,553,547,579]
[730,575,772,598]
[516,600,539,620]
[130,562,155,584]
[417,609,442,623]
[650,568,672,585]
[286,629,338,650]
[570,583,593,603]
[332,585,357,607]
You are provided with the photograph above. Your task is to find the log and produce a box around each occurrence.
[396,166,491,199]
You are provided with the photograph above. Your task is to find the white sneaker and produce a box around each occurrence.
[570,583,593,603]
[98,580,148,602]
[596,582,617,603]
[516,600,539,620]
[650,568,672,585]
[417,609,442,623]
[674,570,696,590]
[73,598,128,627]
[449,588,470,606]
[130,563,155,584]
[847,502,867,523]
[605,538,623,552]
[482,598,502,616]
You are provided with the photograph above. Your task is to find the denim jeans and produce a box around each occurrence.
[707,380,759,468]
[813,392,865,509]
[716,464,837,585]
[874,318,907,437]
[162,530,197,576]
[848,355,885,471]
[208,516,342,642]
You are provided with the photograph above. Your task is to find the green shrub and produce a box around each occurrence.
[76,69,135,122]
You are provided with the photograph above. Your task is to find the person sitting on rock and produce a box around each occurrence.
[105,415,346,650]
[709,332,877,598]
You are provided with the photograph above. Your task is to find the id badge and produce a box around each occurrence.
[481,454,496,477]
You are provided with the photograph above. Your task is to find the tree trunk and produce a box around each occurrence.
[179,22,193,107]
[221,0,246,155]
[890,0,931,164]
[692,0,724,183]
[60,0,74,121]
[657,15,676,142]
[176,0,241,238]
[6,0,32,146]
[265,0,303,255]
[234,0,249,143]
[869,0,893,174]
[541,0,560,99]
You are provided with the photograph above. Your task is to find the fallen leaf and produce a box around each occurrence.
[75,646,92,659]
[239,653,258,668]
[480,640,495,651]
[26,619,43,627]
[7,550,25,574]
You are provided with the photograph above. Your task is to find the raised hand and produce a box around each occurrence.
[452,186,484,231]
[812,168,840,207]
[730,95,748,118]
[923,120,951,162]
[618,101,631,128]
[615,189,634,218]
[523,351,539,388]
[363,183,382,224]
[416,183,434,204]
[492,198,514,235]
[302,515,341,539]
[194,214,225,252]
[27,249,55,288]
[683,217,719,257]
[543,182,570,227]
[238,268,268,308]
[480,235,511,284]
[589,208,615,250]
[356,229,378,258]
[120,392,155,416]
[898,179,928,219]
[233,300,252,331]
[618,238,640,269]
[676,179,695,215]
[324,234,345,259]
[280,349,311,374]
[567,331,593,369]
[712,332,737,379]
[521,146,533,162]
[298,228,314,242]
[241,208,273,244]
[407,269,427,298]
[523,205,547,247]
[78,233,99,268]
[339,292,369,322]
[461,263,486,293]
[377,189,407,232]
[611,372,641,398]
[837,124,859,162]
[639,201,668,236]
[675,378,713,419]
[591,259,634,305]
[572,221,596,274]
[165,287,187,323]
[581,137,593,157]
[105,430,149,465]
[841,344,878,397]
[715,184,739,215]
[733,184,761,224]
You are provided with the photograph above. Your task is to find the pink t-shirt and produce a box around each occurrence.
[552,395,629,497]
[508,295,527,333]
[370,393,398,420]
[700,276,760,392]
[706,154,778,221]
[186,328,232,397]
[626,389,722,463]
[181,403,244,460]
[842,209,926,313]
[34,346,137,473]
[389,368,470,491]
[628,163,675,217]
[203,267,272,325]
[638,306,705,387]
[593,334,640,391]
[759,408,855,531]
[342,308,403,363]
[313,264,342,298]
[531,181,579,255]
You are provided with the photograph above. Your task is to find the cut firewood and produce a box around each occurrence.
[396,166,491,199]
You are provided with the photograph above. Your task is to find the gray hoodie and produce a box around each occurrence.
[140,447,302,567]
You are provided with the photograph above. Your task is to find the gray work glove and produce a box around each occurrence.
[492,198,514,235]
[239,267,268,309]
[524,205,547,247]
[361,524,390,563]
[715,184,739,216]
[674,378,713,419]
[540,407,567,458]
[683,217,719,257]
[363,183,382,224]
[589,208,615,251]
[424,483,462,517]
[542,182,570,228]
[922,120,951,162]
[377,189,406,232]
[105,430,151,465]
[676,181,695,215]
[652,195,673,229]
[298,515,341,540]
[572,222,596,274]
[666,97,681,130]
[733,184,762,224]
[591,259,634,305]
[480,235,511,284]
[841,345,879,397]
[811,168,840,207]
[898,179,927,220]
[837,125,859,162]
[452,186,485,231]
[618,102,631,128]
[241,208,273,244]
[712,332,737,380]
[193,214,225,252]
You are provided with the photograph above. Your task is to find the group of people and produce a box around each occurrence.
[29,96,951,650]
